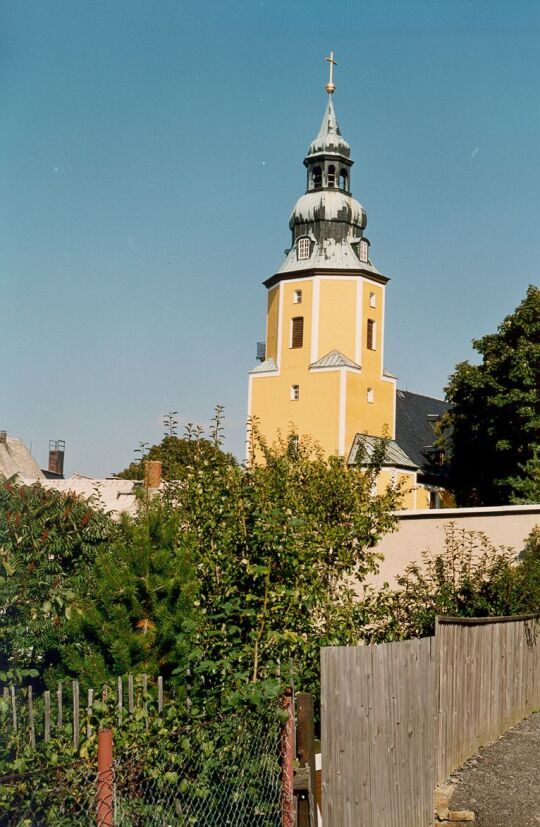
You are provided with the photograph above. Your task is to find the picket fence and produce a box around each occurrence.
[321,615,540,827]
[1,673,163,749]
[0,675,288,827]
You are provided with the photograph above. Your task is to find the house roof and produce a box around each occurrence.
[395,389,448,476]
[0,437,43,481]
[347,433,419,471]
[20,475,143,517]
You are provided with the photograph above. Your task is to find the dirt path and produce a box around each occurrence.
[448,711,540,826]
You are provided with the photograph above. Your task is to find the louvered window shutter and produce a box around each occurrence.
[291,317,304,348]
[367,319,376,350]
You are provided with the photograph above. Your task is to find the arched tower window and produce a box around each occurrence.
[327,165,336,187]
[339,169,348,190]
[312,166,322,188]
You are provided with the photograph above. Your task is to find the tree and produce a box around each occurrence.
[159,418,402,707]
[116,410,236,481]
[60,497,200,688]
[442,285,540,505]
[0,481,111,685]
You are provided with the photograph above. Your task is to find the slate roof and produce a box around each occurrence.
[310,350,360,370]
[395,389,449,480]
[348,433,418,470]
[276,236,382,277]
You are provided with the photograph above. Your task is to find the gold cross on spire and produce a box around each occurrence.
[325,51,337,94]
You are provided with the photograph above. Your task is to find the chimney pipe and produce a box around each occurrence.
[144,460,162,489]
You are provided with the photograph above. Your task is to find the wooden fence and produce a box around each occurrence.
[436,616,540,783]
[1,674,164,749]
[321,638,436,827]
[321,615,540,827]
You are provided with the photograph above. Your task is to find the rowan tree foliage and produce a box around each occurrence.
[0,481,111,685]
[442,284,540,505]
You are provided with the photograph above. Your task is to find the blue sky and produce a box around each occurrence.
[2,0,539,476]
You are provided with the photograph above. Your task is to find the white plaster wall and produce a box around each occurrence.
[368,504,540,589]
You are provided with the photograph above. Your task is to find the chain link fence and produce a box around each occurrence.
[0,715,286,826]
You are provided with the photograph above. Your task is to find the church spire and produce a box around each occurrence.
[307,96,351,160]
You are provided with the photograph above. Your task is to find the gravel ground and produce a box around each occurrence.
[448,711,540,826]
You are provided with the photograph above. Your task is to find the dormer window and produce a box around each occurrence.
[327,165,336,187]
[359,239,369,263]
[312,166,322,188]
[339,169,348,190]
[297,237,310,260]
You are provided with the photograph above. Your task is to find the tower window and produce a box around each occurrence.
[367,319,376,350]
[312,166,322,188]
[290,384,300,401]
[327,165,336,187]
[369,291,376,308]
[293,289,302,304]
[339,169,348,190]
[297,238,310,260]
[291,316,304,349]
[359,239,369,263]
[367,387,374,403]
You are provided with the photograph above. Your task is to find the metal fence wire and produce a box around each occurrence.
[0,760,99,827]
[0,715,286,826]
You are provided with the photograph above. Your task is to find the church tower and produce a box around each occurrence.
[248,56,397,461]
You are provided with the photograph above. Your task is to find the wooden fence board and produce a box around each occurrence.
[436,617,540,783]
[323,617,540,826]
[322,638,435,827]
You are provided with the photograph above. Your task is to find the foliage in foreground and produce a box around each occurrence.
[0,410,403,711]
[360,524,540,642]
[0,481,112,686]
[0,686,283,826]
[442,284,540,506]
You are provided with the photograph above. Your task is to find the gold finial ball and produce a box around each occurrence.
[325,82,336,94]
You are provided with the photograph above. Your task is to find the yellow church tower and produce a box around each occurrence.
[248,56,398,464]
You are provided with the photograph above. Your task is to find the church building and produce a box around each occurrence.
[247,57,450,510]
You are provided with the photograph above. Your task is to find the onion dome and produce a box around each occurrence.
[290,190,366,231]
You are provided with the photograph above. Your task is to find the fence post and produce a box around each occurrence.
[296,692,316,827]
[281,688,295,827]
[28,686,36,749]
[97,728,114,827]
